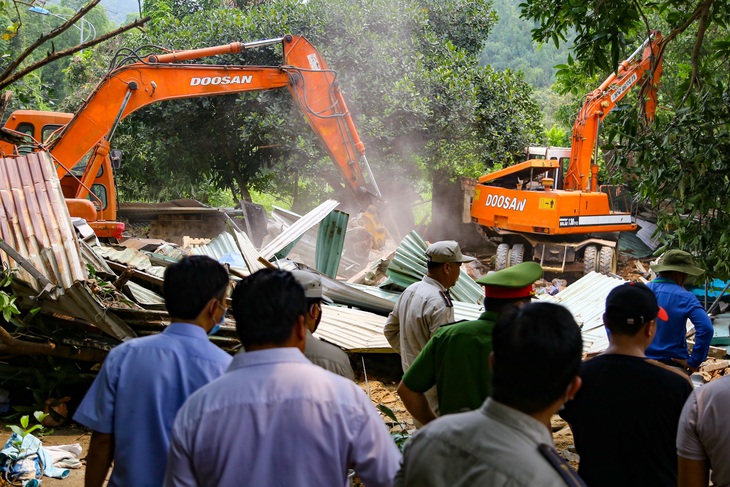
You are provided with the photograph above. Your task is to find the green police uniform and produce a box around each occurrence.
[402,311,499,416]
[401,262,544,418]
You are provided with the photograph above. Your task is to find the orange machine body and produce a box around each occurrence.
[470,32,663,271]
[2,35,382,243]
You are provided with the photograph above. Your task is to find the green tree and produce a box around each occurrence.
[519,0,730,278]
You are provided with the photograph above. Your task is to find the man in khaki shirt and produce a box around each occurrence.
[384,240,475,417]
[384,240,475,371]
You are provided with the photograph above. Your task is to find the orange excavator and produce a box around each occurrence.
[470,31,663,273]
[0,35,385,245]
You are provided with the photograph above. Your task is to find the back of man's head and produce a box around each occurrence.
[232,269,307,348]
[492,302,582,414]
[603,282,668,336]
[164,255,229,320]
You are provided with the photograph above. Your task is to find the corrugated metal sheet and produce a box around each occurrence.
[315,300,485,353]
[316,305,391,352]
[384,231,484,305]
[619,231,654,259]
[0,152,86,290]
[0,152,135,340]
[124,281,166,308]
[345,282,485,321]
[93,245,167,279]
[316,209,348,278]
[636,217,662,251]
[191,232,250,273]
[538,271,625,353]
[269,207,363,278]
[259,200,339,260]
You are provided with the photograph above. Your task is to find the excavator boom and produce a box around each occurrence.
[0,36,385,242]
[49,35,381,211]
[565,31,663,192]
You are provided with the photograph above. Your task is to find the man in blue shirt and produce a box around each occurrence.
[74,255,232,487]
[646,249,713,373]
[165,269,401,487]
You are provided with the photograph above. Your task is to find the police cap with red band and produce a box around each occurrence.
[476,262,543,299]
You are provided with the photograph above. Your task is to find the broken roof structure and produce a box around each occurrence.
[0,153,484,366]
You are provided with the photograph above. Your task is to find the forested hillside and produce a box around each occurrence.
[99,0,139,24]
[480,0,571,88]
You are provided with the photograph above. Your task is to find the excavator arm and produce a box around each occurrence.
[46,35,384,243]
[565,31,664,192]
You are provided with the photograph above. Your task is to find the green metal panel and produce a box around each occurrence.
[384,231,483,304]
[315,210,349,278]
[274,236,303,260]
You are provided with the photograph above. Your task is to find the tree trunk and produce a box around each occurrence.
[426,170,485,250]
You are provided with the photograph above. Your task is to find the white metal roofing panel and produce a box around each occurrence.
[315,305,391,352]
[259,200,339,260]
[538,271,626,353]
[636,217,662,251]
[314,298,484,353]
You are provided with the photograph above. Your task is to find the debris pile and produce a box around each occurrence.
[698,359,730,383]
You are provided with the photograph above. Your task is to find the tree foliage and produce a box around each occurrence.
[519,0,730,278]
[83,0,544,215]
[0,0,145,118]
[480,0,572,88]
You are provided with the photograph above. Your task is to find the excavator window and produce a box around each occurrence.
[42,124,64,143]
[89,184,107,210]
[15,123,34,138]
[70,152,102,178]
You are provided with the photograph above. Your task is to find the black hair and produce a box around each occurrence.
[492,302,582,414]
[163,255,229,320]
[483,297,532,314]
[231,269,307,348]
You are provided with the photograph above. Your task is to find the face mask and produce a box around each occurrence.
[209,303,226,336]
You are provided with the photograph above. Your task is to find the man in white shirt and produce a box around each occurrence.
[165,268,400,487]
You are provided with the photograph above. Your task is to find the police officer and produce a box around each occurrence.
[394,301,586,487]
[397,262,543,425]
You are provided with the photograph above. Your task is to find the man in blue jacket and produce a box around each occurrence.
[646,249,713,373]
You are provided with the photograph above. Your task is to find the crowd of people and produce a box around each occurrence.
[71,244,725,487]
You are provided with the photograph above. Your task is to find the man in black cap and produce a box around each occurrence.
[560,282,693,487]
[384,240,475,413]
[397,262,543,425]
[646,249,713,373]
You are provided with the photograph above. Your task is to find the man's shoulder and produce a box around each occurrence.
[408,278,443,297]
[305,335,349,361]
[583,354,693,387]
[110,330,230,366]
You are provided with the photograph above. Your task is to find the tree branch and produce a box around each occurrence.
[1,0,103,82]
[0,16,149,92]
[663,0,715,45]
[0,326,107,362]
[689,2,711,90]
